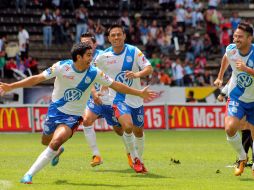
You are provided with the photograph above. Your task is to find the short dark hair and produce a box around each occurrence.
[80,32,96,43]
[237,22,253,36]
[107,23,125,36]
[71,42,92,62]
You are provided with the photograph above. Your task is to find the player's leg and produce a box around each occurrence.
[83,105,102,167]
[20,124,72,184]
[114,102,142,173]
[131,106,147,173]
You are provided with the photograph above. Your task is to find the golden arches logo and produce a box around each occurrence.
[171,107,190,127]
[0,108,20,129]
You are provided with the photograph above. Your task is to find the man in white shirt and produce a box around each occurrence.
[18,25,29,60]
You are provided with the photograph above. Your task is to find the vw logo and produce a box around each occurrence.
[64,88,83,101]
[237,73,253,88]
[115,71,133,86]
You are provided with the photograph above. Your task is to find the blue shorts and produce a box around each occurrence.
[86,98,120,127]
[43,105,83,135]
[227,98,254,125]
[113,102,144,128]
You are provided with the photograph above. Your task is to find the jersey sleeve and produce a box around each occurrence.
[94,68,113,87]
[225,44,236,58]
[42,61,60,79]
[94,54,103,69]
[135,47,151,70]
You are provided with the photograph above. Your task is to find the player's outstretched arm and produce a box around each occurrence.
[109,81,157,101]
[214,54,229,88]
[0,73,47,96]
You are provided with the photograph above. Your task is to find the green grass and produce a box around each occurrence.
[0,130,253,190]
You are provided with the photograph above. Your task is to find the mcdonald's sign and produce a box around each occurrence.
[0,108,20,129]
[0,107,30,131]
[169,106,190,128]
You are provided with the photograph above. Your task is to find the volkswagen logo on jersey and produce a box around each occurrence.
[237,73,253,88]
[94,83,101,91]
[64,88,83,101]
[115,71,133,86]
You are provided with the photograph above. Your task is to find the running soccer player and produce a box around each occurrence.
[0,42,156,184]
[80,32,131,167]
[95,24,153,173]
[214,22,254,176]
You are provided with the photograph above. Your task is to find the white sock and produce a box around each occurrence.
[123,132,138,161]
[121,135,129,154]
[227,132,246,160]
[135,133,144,163]
[26,146,57,176]
[83,126,100,156]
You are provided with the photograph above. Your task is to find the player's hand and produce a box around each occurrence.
[140,86,158,101]
[217,94,225,102]
[125,70,138,79]
[214,78,223,88]
[91,92,102,105]
[236,59,246,71]
[0,82,12,96]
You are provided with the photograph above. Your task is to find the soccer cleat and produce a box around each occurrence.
[20,174,32,184]
[90,155,103,167]
[141,163,148,174]
[51,147,64,166]
[127,153,133,168]
[234,158,248,176]
[133,157,143,173]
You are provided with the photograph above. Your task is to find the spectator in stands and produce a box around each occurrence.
[186,90,196,102]
[41,8,54,48]
[75,4,88,43]
[119,0,130,12]
[5,42,19,59]
[16,0,26,11]
[159,70,172,85]
[208,0,220,9]
[24,56,39,75]
[172,58,184,86]
[220,27,231,55]
[94,20,105,50]
[149,52,161,69]
[4,58,17,78]
[150,70,160,85]
[140,20,149,45]
[0,34,6,78]
[175,4,186,32]
[18,25,29,60]
[63,20,75,43]
[53,8,64,45]
[183,63,194,86]
[230,12,241,32]
[194,52,207,75]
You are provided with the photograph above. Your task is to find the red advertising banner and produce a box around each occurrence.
[0,107,31,132]
[33,107,48,132]
[144,105,166,129]
[168,105,226,128]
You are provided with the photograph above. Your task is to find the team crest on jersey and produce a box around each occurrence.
[231,106,238,113]
[85,76,91,84]
[126,56,133,63]
[237,73,253,88]
[137,115,144,123]
[89,102,94,108]
[64,88,83,101]
[248,60,254,68]
[67,116,75,122]
[115,71,133,86]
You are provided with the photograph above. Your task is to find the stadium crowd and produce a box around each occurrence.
[0,0,253,86]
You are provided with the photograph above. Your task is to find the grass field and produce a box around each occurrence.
[0,130,254,190]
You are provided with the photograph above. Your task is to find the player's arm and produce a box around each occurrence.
[236,59,254,76]
[0,73,46,96]
[109,81,156,100]
[214,54,229,88]
[91,85,102,105]
[125,65,153,79]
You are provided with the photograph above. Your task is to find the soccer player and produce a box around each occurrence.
[0,42,156,184]
[217,81,254,167]
[80,32,131,167]
[214,22,254,176]
[95,24,153,173]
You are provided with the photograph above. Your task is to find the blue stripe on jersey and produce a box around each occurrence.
[246,45,254,68]
[52,66,97,109]
[113,44,136,104]
[226,44,236,52]
[93,49,103,91]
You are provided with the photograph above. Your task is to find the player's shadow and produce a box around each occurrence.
[93,169,169,179]
[54,180,124,187]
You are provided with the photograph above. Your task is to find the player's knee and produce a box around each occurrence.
[49,139,62,151]
[83,117,94,126]
[225,122,237,137]
[41,138,49,146]
[114,127,123,136]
